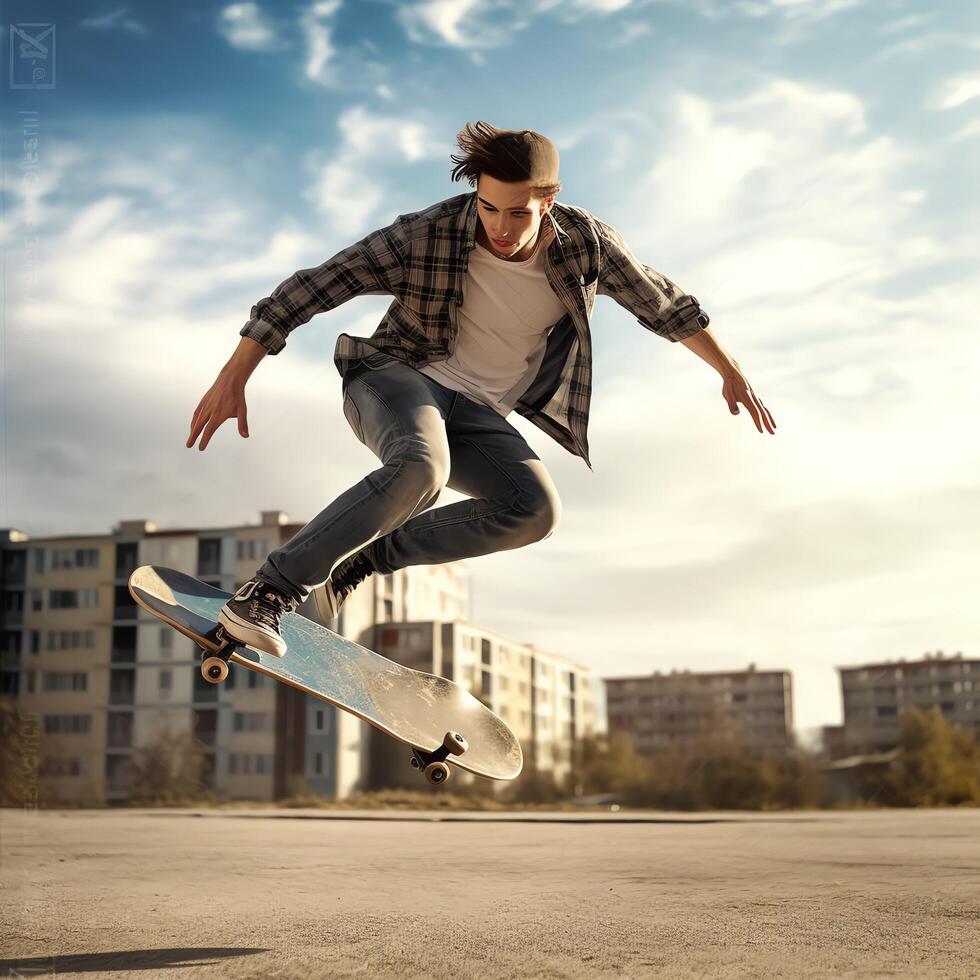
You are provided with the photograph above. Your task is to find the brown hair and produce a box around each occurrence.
[449,120,561,199]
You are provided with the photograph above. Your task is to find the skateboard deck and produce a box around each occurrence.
[128,565,523,783]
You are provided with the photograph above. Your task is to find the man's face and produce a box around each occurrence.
[475,174,554,261]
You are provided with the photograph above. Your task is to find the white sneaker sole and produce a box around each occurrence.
[218,608,287,658]
[313,581,341,624]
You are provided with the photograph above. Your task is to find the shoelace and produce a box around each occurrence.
[332,553,373,599]
[248,589,294,630]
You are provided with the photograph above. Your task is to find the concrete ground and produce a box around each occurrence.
[2,807,978,979]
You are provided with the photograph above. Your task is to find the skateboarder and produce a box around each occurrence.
[186,121,775,657]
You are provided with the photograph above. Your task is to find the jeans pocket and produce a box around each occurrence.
[342,389,365,443]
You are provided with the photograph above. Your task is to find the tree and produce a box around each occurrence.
[127,728,211,805]
[0,700,40,807]
[877,707,980,806]
[576,731,651,800]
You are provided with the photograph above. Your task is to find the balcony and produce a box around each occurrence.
[108,669,135,706]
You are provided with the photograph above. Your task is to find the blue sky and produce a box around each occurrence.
[1,0,978,739]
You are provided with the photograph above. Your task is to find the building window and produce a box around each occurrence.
[51,548,99,570]
[42,671,87,692]
[109,669,136,705]
[198,538,222,577]
[315,752,323,775]
[233,711,271,732]
[43,714,92,734]
[236,539,270,561]
[107,712,134,749]
[48,630,97,652]
[49,589,98,610]
[481,670,492,697]
[159,669,172,692]
[481,639,491,665]
[316,710,324,731]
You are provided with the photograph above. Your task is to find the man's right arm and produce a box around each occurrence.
[186,336,268,451]
[188,213,412,451]
[239,216,412,356]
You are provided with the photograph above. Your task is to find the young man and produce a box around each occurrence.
[186,121,775,657]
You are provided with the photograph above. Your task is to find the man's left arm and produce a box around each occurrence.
[594,217,776,435]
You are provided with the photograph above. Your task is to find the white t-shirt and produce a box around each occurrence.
[418,231,567,416]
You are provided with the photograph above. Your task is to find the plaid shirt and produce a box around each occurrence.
[241,190,709,471]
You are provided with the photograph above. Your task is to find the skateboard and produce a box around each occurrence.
[127,565,523,785]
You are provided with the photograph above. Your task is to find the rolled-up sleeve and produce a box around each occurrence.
[240,215,411,355]
[594,217,709,342]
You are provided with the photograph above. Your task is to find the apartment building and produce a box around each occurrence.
[369,620,595,790]
[821,651,980,758]
[604,664,794,758]
[0,516,468,804]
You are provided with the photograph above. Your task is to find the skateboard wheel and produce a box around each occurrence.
[201,656,229,684]
[444,731,468,756]
[424,761,450,785]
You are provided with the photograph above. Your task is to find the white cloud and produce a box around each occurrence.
[870,30,980,64]
[300,0,343,78]
[304,105,445,234]
[949,117,980,144]
[80,7,149,36]
[931,70,980,110]
[2,118,400,549]
[216,2,287,52]
[603,20,652,47]
[396,0,524,49]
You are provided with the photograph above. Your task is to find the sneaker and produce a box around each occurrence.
[314,549,376,623]
[218,578,298,658]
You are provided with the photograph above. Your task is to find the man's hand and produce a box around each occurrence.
[186,338,266,450]
[187,373,249,451]
[722,368,776,434]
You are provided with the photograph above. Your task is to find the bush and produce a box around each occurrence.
[127,729,212,806]
[0,699,40,807]
[874,707,980,806]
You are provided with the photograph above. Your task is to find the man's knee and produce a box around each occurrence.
[517,486,562,542]
[395,453,451,504]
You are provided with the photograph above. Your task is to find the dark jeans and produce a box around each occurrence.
[255,356,562,603]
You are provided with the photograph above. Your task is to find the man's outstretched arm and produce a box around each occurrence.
[594,216,775,435]
[186,336,267,451]
[240,217,411,356]
[187,214,412,451]
[678,327,776,435]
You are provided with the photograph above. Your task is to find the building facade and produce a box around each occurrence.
[604,664,794,758]
[0,515,469,805]
[368,620,594,790]
[823,651,980,758]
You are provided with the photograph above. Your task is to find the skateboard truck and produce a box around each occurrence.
[199,626,239,684]
[409,731,469,785]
